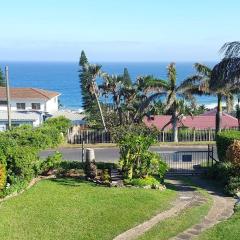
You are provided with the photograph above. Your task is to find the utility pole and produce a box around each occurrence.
[5,66,11,130]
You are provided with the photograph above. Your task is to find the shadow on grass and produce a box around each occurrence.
[166,175,230,198]
[49,178,97,187]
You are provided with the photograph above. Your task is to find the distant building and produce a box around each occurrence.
[144,110,239,130]
[0,87,60,114]
[50,110,86,125]
[0,87,60,130]
[0,111,43,131]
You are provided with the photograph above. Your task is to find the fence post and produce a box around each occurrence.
[208,129,211,141]
[162,131,165,142]
[193,129,196,142]
[207,144,210,167]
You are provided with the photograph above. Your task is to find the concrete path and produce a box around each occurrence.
[113,177,236,240]
[171,177,236,240]
[113,178,207,240]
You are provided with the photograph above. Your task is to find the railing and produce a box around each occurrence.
[159,145,218,175]
[67,127,238,144]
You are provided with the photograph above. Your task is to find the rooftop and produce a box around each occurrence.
[144,111,239,130]
[0,87,60,100]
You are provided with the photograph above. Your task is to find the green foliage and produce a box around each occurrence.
[224,176,240,195]
[0,119,66,197]
[44,116,71,135]
[114,124,167,181]
[6,146,39,183]
[216,130,240,161]
[40,152,62,174]
[101,169,110,182]
[0,68,5,87]
[124,176,160,187]
[0,163,6,190]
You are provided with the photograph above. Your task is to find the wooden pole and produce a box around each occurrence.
[5,66,11,130]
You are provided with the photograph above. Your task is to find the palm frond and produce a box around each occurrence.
[210,58,240,91]
[220,41,240,58]
[194,63,212,76]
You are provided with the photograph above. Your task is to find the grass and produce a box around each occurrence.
[197,205,240,240]
[0,178,177,240]
[137,178,213,240]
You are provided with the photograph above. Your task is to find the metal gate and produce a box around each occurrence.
[159,145,217,175]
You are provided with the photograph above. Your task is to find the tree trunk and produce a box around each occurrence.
[93,89,107,131]
[172,109,178,142]
[216,94,222,134]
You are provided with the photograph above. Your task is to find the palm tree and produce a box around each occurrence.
[84,64,107,131]
[148,63,201,142]
[187,63,237,133]
[101,74,126,125]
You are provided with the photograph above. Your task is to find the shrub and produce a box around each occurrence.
[225,176,240,195]
[0,163,6,190]
[6,146,39,183]
[40,152,62,174]
[44,116,71,135]
[226,140,240,167]
[124,176,160,187]
[216,130,240,161]
[101,169,110,182]
[114,124,167,180]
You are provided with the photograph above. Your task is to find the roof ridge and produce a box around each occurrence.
[30,88,51,99]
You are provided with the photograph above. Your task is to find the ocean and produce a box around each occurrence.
[0,62,217,110]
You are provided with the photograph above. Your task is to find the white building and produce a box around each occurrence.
[0,87,60,114]
[0,87,60,130]
[0,111,44,131]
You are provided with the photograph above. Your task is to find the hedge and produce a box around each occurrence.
[0,116,70,197]
[216,130,240,161]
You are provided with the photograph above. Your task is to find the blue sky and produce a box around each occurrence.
[0,0,240,62]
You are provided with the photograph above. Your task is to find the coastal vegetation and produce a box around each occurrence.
[78,42,240,140]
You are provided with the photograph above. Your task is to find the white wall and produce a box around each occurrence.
[0,96,59,114]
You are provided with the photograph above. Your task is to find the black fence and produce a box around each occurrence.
[159,145,218,175]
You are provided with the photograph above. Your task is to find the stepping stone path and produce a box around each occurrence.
[113,177,237,240]
[111,169,124,187]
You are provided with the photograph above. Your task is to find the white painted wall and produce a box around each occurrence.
[0,96,59,114]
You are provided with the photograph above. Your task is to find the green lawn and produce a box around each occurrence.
[197,206,240,240]
[137,181,212,240]
[0,178,176,240]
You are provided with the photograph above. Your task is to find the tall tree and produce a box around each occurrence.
[79,51,103,129]
[144,63,201,142]
[84,64,107,131]
[0,68,5,87]
[187,63,237,133]
[123,68,132,86]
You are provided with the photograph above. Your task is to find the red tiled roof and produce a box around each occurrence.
[0,87,60,100]
[144,113,239,130]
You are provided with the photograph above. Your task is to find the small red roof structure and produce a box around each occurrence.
[0,87,60,100]
[144,110,239,130]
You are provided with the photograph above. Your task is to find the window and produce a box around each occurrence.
[16,103,26,110]
[31,103,41,110]
[0,100,7,106]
